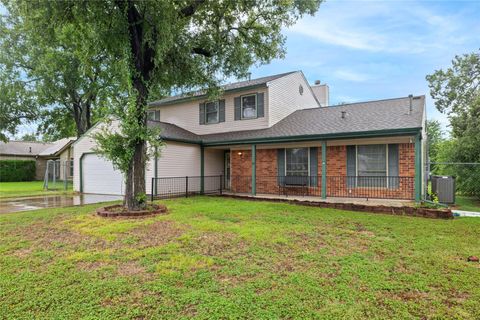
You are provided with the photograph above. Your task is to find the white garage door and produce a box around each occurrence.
[82,154,124,195]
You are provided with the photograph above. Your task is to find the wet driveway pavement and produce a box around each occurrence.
[0,194,123,214]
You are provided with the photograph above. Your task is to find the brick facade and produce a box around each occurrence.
[230,143,416,199]
[230,149,252,193]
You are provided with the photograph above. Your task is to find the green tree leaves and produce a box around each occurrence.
[427,50,480,198]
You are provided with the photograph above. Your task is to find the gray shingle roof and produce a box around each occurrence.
[38,137,76,156]
[148,121,201,143]
[150,71,297,106]
[150,95,425,145]
[0,141,53,156]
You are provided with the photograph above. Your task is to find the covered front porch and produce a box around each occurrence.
[202,133,423,203]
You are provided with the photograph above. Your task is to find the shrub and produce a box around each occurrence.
[0,160,36,182]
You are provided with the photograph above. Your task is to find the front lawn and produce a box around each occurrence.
[1,196,479,319]
[0,180,73,199]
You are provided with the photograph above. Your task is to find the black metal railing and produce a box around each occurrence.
[327,176,414,199]
[150,175,415,201]
[229,175,415,200]
[151,175,223,200]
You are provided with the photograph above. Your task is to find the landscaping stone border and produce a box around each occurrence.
[221,195,453,219]
[96,204,167,218]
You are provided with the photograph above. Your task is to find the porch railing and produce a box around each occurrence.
[151,175,415,200]
[151,175,222,200]
[230,175,415,200]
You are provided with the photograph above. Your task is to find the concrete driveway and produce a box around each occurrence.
[0,194,123,214]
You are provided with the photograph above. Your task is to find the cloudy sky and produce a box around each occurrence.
[7,0,480,137]
[248,0,480,132]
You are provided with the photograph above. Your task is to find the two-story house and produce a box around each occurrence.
[73,71,426,202]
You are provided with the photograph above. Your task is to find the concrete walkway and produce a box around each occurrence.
[0,194,122,214]
[222,192,415,207]
[452,210,480,217]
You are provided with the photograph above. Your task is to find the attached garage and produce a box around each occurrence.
[81,153,124,195]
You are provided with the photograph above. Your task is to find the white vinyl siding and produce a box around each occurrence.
[73,121,121,192]
[204,149,224,176]
[155,88,269,135]
[268,71,319,126]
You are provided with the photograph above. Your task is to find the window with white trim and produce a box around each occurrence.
[357,145,387,177]
[241,94,257,119]
[147,110,160,121]
[285,148,309,176]
[205,101,219,124]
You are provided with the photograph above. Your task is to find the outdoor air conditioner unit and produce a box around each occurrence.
[431,175,456,204]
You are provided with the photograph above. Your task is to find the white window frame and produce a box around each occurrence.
[355,144,389,188]
[285,147,310,176]
[240,94,258,120]
[147,110,160,121]
[204,101,220,124]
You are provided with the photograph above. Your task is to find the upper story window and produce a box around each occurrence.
[241,94,257,119]
[199,100,225,125]
[205,101,219,124]
[147,110,160,121]
[234,92,264,121]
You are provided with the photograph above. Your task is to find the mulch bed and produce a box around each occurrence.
[221,195,453,219]
[96,204,168,218]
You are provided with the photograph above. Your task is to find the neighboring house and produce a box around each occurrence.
[0,141,52,180]
[38,137,76,181]
[73,70,426,201]
[0,138,76,180]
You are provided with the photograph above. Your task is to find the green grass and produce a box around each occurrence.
[0,180,73,199]
[1,196,479,319]
[455,196,480,212]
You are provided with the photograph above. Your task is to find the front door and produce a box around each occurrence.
[224,151,231,189]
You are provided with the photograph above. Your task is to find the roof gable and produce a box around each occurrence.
[149,71,298,107]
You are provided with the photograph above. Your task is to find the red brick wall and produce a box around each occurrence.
[230,143,416,199]
[230,150,251,193]
[255,149,279,194]
[325,143,415,199]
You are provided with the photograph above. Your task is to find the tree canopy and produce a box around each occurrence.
[0,0,118,140]
[48,0,322,210]
[427,50,480,198]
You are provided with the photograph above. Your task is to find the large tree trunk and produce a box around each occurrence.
[124,162,134,208]
[127,80,148,211]
[72,102,92,137]
[121,0,155,211]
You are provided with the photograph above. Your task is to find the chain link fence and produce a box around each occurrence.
[427,162,480,211]
[43,159,74,191]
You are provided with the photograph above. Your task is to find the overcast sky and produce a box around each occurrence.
[248,0,480,132]
[8,0,480,138]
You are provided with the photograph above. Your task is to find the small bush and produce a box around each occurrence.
[0,160,36,182]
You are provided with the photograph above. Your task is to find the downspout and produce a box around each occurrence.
[154,147,158,195]
[200,145,205,194]
[414,133,422,203]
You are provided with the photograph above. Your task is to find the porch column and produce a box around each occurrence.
[414,133,422,202]
[154,147,158,195]
[251,144,256,196]
[321,141,327,199]
[200,145,205,194]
